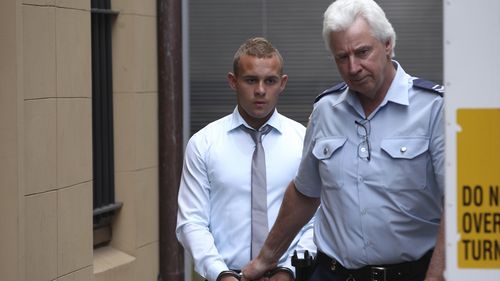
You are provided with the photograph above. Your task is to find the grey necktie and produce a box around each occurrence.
[243,125,272,259]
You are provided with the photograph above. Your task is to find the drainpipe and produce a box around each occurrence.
[157,0,184,280]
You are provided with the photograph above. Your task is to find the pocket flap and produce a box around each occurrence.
[381,137,429,159]
[312,137,347,160]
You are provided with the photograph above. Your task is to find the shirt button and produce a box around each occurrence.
[360,147,367,153]
[323,147,329,155]
[400,146,407,153]
[361,209,367,215]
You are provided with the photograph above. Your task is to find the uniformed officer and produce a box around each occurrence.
[241,1,445,281]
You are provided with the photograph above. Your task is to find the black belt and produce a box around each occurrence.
[316,250,433,281]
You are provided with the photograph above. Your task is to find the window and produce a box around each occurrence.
[91,0,121,248]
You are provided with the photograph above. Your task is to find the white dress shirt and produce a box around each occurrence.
[176,108,316,281]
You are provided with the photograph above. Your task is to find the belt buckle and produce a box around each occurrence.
[371,267,387,281]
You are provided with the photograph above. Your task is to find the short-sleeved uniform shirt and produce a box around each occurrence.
[295,61,445,269]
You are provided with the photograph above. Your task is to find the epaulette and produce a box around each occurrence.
[412,78,444,96]
[314,82,347,103]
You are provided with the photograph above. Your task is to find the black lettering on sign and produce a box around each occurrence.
[462,212,500,233]
[463,185,483,206]
[462,239,500,261]
[490,185,499,206]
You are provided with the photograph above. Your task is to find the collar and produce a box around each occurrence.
[383,60,411,107]
[229,107,282,133]
[344,60,411,118]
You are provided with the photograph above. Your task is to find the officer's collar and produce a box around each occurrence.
[383,60,410,107]
[345,60,410,113]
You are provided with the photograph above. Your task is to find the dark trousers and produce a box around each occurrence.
[308,261,426,281]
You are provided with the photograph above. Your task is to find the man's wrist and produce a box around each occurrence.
[216,270,240,281]
[259,245,280,269]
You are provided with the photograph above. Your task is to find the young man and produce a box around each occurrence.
[176,37,315,281]
[241,1,445,281]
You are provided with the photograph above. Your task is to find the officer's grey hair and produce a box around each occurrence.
[322,0,396,58]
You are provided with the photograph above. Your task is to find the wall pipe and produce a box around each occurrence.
[157,0,184,280]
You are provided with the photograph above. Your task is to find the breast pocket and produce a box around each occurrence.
[312,137,347,189]
[380,137,430,191]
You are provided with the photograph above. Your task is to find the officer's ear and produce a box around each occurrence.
[385,40,392,58]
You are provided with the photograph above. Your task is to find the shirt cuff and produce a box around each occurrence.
[207,262,229,281]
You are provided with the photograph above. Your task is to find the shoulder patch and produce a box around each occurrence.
[412,78,444,96]
[314,82,347,103]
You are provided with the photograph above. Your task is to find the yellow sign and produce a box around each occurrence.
[457,108,500,268]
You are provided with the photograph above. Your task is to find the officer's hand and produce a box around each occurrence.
[240,258,273,281]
